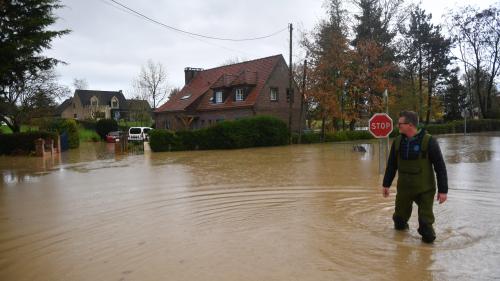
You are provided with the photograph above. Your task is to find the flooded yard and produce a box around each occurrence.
[1,132,500,280]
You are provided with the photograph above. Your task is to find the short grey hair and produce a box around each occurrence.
[399,111,419,127]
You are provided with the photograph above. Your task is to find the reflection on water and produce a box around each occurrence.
[1,133,500,280]
[441,133,500,164]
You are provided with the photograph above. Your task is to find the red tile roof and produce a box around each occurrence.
[155,54,284,113]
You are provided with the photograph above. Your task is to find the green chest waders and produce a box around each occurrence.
[393,134,437,227]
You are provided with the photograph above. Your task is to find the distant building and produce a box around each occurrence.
[155,54,302,131]
[56,90,151,121]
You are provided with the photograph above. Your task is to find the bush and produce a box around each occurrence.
[0,131,58,155]
[149,129,180,152]
[149,115,289,152]
[39,118,80,148]
[96,119,118,140]
[78,119,97,130]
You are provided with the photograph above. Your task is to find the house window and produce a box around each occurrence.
[215,91,223,104]
[270,88,278,101]
[74,114,77,118]
[91,96,98,107]
[235,88,244,101]
[111,97,119,108]
[286,88,294,103]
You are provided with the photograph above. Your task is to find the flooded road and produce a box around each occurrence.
[1,133,500,281]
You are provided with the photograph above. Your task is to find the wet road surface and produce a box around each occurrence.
[1,133,499,280]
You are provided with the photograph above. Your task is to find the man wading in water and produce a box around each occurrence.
[382,111,448,243]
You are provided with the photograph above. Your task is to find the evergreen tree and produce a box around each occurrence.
[400,7,433,119]
[401,6,451,123]
[350,0,398,123]
[0,0,69,132]
[352,0,396,62]
[425,25,452,123]
[443,71,466,121]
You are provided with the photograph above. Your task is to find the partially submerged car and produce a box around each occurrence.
[128,127,152,141]
[105,131,123,143]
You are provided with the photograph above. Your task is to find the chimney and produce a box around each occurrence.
[184,67,203,85]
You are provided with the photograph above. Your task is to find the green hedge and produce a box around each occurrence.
[0,131,58,155]
[96,119,118,140]
[150,116,289,152]
[423,119,500,134]
[78,119,97,130]
[293,130,374,144]
[40,118,80,148]
[293,119,500,144]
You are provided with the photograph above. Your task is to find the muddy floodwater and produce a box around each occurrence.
[1,132,500,281]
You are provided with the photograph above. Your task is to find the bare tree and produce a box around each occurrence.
[448,5,500,118]
[72,78,88,90]
[133,60,169,109]
[167,87,181,101]
[219,57,247,66]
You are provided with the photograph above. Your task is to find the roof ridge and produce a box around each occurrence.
[76,89,122,93]
[200,54,283,72]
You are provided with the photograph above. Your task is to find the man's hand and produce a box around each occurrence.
[437,193,447,204]
[382,187,390,198]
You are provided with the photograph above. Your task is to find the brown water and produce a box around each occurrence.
[1,133,499,281]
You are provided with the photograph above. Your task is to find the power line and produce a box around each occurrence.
[100,0,251,56]
[106,0,288,42]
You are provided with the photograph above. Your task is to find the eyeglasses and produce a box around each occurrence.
[398,122,409,126]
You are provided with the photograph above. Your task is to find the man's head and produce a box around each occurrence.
[398,111,418,136]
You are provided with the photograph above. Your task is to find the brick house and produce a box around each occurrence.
[57,90,151,121]
[155,55,302,131]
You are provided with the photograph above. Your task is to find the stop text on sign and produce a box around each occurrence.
[370,122,392,130]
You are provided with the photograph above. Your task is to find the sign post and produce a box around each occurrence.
[369,113,393,174]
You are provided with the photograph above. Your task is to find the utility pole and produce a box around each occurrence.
[288,23,293,144]
[342,80,346,131]
[298,59,307,144]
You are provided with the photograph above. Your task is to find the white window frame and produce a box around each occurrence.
[215,91,223,104]
[91,96,98,107]
[235,88,244,101]
[111,97,119,108]
[270,88,278,101]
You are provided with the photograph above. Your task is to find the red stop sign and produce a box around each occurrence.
[369,113,393,138]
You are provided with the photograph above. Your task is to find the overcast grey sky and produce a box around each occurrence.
[45,0,497,100]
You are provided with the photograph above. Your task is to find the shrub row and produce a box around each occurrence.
[423,119,500,135]
[292,119,500,144]
[293,130,374,144]
[149,116,289,152]
[0,131,59,155]
[40,118,80,148]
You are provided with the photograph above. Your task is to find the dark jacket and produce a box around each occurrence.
[383,130,448,193]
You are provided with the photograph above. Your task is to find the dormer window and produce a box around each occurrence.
[111,96,119,108]
[235,88,244,101]
[215,91,223,104]
[91,96,98,107]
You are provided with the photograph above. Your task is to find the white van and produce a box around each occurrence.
[128,127,152,141]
